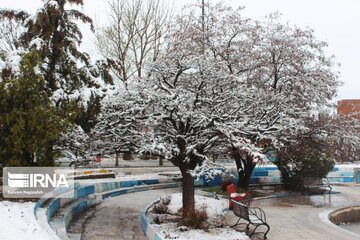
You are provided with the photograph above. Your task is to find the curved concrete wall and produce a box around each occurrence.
[32,164,360,239]
[329,206,360,225]
[34,178,182,240]
[141,199,164,240]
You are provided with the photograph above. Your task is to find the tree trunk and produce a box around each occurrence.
[115,152,119,167]
[182,171,195,217]
[233,151,256,190]
[159,156,163,166]
[237,163,256,190]
[212,153,218,163]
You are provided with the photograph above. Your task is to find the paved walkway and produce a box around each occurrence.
[69,185,360,240]
[224,185,360,240]
[68,188,180,240]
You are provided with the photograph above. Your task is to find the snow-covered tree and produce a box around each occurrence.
[94,2,344,212]
[214,11,340,189]
[0,11,26,54]
[300,114,360,163]
[91,83,147,162]
[95,3,241,213]
[0,0,115,135]
[58,124,90,156]
[275,114,360,190]
[145,59,223,215]
[168,4,341,190]
[0,10,28,80]
[95,54,227,215]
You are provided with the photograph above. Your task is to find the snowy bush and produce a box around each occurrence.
[178,204,209,230]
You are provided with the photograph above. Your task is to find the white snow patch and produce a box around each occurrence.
[0,201,58,240]
[151,193,250,240]
[29,38,44,50]
[167,193,227,218]
[154,227,249,240]
[6,51,22,73]
[47,0,59,8]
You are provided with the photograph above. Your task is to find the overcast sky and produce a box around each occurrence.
[2,0,359,100]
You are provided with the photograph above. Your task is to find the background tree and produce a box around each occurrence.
[0,11,26,53]
[0,0,115,135]
[221,13,339,189]
[0,10,28,80]
[275,137,335,190]
[91,85,147,163]
[275,113,360,190]
[315,114,360,163]
[94,2,341,211]
[169,3,339,190]
[0,52,69,169]
[95,0,171,84]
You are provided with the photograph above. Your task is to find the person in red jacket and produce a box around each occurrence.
[95,153,101,167]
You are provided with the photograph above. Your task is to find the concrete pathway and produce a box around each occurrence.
[225,185,360,240]
[69,185,360,240]
[68,188,180,240]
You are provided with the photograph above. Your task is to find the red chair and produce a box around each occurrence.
[227,183,246,209]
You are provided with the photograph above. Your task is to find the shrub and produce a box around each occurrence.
[151,196,172,214]
[275,138,335,191]
[178,204,208,229]
[153,215,164,224]
[160,196,171,205]
[152,202,169,214]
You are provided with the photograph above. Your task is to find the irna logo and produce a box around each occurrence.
[3,167,74,199]
[8,172,69,188]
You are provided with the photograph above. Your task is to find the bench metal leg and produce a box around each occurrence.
[246,222,251,231]
[248,223,270,239]
[249,225,259,236]
[231,218,248,228]
[263,223,270,239]
[231,218,241,227]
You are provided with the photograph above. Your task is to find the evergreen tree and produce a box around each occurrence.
[0,51,69,168]
[1,0,115,134]
[275,137,335,191]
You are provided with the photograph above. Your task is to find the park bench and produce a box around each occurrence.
[231,200,270,239]
[301,177,332,194]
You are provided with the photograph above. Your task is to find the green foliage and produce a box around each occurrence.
[1,0,114,136]
[275,138,335,190]
[0,52,69,167]
[25,0,93,92]
[75,95,101,133]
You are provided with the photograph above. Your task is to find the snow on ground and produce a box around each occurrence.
[151,193,250,240]
[167,193,227,218]
[0,201,57,240]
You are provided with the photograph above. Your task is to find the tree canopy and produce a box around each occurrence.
[92,2,347,212]
[0,51,69,168]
